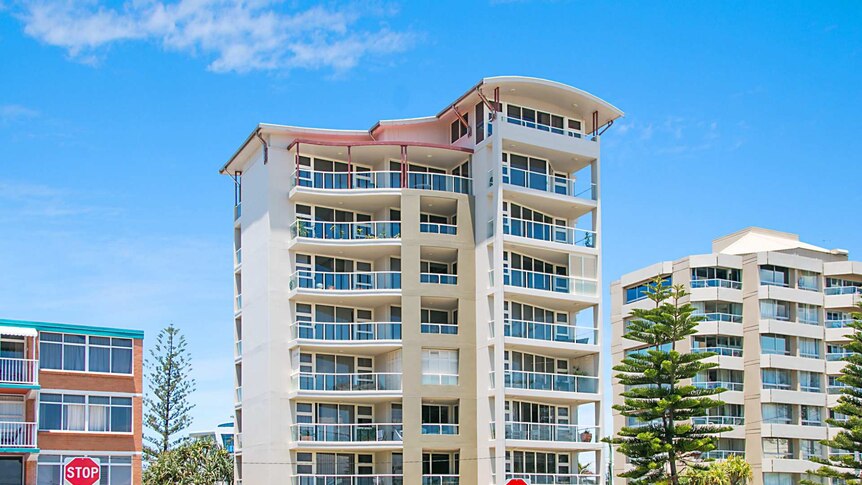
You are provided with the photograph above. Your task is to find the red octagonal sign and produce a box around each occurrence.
[63,457,101,485]
[506,480,530,485]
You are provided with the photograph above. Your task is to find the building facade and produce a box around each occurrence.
[221,76,622,485]
[190,421,236,454]
[0,318,144,485]
[611,227,862,485]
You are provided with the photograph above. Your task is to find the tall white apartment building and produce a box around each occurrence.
[221,76,622,485]
[611,227,862,485]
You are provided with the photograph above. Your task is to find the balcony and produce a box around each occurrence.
[0,422,36,449]
[0,358,38,387]
[421,423,459,435]
[701,450,744,460]
[290,220,402,242]
[827,319,854,328]
[694,381,743,392]
[290,271,401,291]
[421,476,459,485]
[503,217,596,248]
[291,423,403,443]
[504,422,599,443]
[293,372,402,392]
[293,170,471,195]
[502,166,595,201]
[422,373,459,386]
[291,322,402,342]
[505,474,599,485]
[420,323,458,335]
[825,286,862,296]
[691,279,742,290]
[420,273,458,285]
[293,476,403,485]
[503,370,598,394]
[692,416,744,426]
[827,352,855,361]
[504,269,598,297]
[692,347,743,358]
[504,320,597,345]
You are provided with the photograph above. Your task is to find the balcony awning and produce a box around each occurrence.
[0,326,37,337]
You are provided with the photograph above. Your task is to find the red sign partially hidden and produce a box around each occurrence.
[63,457,101,485]
[506,480,530,485]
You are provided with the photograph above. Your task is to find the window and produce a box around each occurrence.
[691,267,742,288]
[762,404,792,424]
[39,333,133,375]
[763,438,793,458]
[798,339,821,359]
[760,300,791,321]
[798,304,821,325]
[798,270,820,291]
[760,265,789,287]
[450,113,468,142]
[421,403,458,434]
[801,439,824,459]
[799,371,823,392]
[422,349,458,385]
[475,102,484,143]
[693,301,743,322]
[0,395,24,422]
[39,394,132,433]
[624,277,671,303]
[801,405,823,426]
[505,104,567,134]
[762,369,791,390]
[760,334,789,355]
[763,473,794,485]
[38,455,133,485]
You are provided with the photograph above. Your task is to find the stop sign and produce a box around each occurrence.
[506,480,530,485]
[63,457,101,485]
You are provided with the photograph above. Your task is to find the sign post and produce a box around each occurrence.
[63,457,101,485]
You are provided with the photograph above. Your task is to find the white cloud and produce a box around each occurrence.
[0,104,39,124]
[14,0,416,73]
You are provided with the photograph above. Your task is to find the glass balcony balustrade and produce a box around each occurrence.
[291,423,403,442]
[293,372,402,392]
[291,322,402,341]
[504,320,597,345]
[290,271,401,291]
[502,166,596,200]
[503,370,598,393]
[293,170,471,195]
[503,217,596,248]
[291,220,402,241]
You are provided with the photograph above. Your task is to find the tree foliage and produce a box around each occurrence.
[143,438,233,485]
[144,324,196,459]
[803,302,862,485]
[606,277,731,485]
[681,455,752,485]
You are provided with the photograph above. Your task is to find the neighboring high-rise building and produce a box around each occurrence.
[190,420,236,454]
[0,317,144,485]
[611,227,862,485]
[220,76,622,485]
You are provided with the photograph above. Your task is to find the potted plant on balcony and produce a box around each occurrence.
[579,429,593,443]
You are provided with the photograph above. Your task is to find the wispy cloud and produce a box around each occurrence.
[13,1,417,73]
[0,180,121,220]
[606,116,743,159]
[0,104,39,124]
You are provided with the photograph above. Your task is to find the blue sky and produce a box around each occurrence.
[1,1,860,433]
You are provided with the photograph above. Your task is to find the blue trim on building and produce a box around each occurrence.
[0,383,40,390]
[0,448,39,454]
[0,318,144,339]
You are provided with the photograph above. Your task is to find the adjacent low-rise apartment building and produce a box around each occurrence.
[611,227,862,485]
[0,318,144,485]
[221,76,622,485]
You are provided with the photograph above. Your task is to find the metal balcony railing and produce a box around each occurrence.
[696,312,743,323]
[504,320,597,345]
[293,372,402,392]
[291,423,403,442]
[690,279,742,290]
[502,166,596,200]
[0,358,38,386]
[290,220,402,241]
[825,286,862,296]
[692,346,743,357]
[0,422,36,448]
[504,422,599,443]
[505,474,600,485]
[504,269,598,297]
[503,370,598,394]
[694,381,744,392]
[292,170,471,195]
[502,217,596,248]
[503,114,595,141]
[290,271,401,291]
[420,423,459,435]
[291,322,402,341]
[421,476,459,485]
[293,475,403,485]
[420,223,457,235]
[420,273,458,285]
[692,416,744,426]
[420,323,458,335]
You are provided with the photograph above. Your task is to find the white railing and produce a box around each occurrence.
[694,381,743,392]
[420,273,458,285]
[289,271,401,291]
[826,286,862,296]
[505,474,600,485]
[293,475,403,485]
[292,170,472,195]
[291,322,402,341]
[696,312,742,323]
[690,278,742,290]
[503,217,596,248]
[420,223,457,235]
[503,114,595,141]
[291,423,403,442]
[504,370,598,393]
[502,166,596,200]
[0,358,38,385]
[701,450,744,460]
[692,346,743,357]
[504,320,597,345]
[0,422,36,447]
[293,372,402,392]
[421,475,459,485]
[422,373,459,386]
[504,269,598,296]
[692,416,744,426]
[290,220,402,241]
[504,422,599,443]
[420,323,458,335]
[421,423,459,435]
